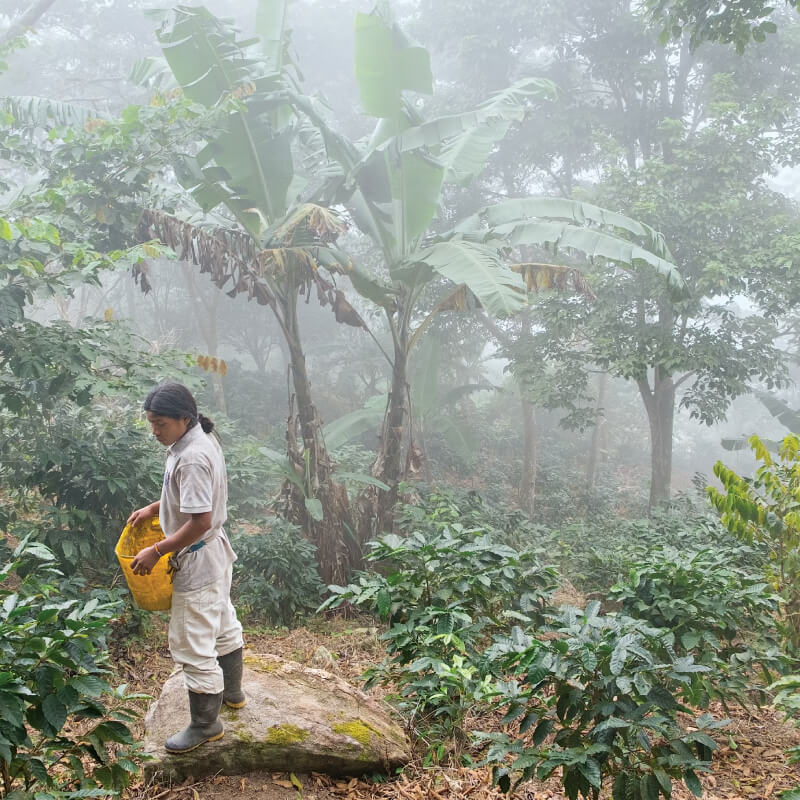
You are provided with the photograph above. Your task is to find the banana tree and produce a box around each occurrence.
[297,7,685,530]
[323,330,495,480]
[135,4,685,559]
[132,4,382,584]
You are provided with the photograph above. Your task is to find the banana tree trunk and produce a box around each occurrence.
[370,330,409,534]
[518,395,537,516]
[282,294,358,586]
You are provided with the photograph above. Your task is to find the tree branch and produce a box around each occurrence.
[0,0,59,47]
[476,311,511,347]
[673,370,697,390]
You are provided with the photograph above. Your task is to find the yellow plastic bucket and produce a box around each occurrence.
[115,517,173,611]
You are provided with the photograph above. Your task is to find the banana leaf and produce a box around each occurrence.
[458,197,674,261]
[323,395,387,450]
[354,10,432,119]
[415,240,528,317]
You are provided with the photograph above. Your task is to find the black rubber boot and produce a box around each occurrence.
[164,691,224,753]
[218,647,246,708]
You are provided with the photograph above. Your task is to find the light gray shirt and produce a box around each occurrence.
[160,423,236,592]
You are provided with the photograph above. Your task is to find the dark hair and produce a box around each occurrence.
[144,382,215,433]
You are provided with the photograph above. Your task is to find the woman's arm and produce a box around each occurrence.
[127,501,161,527]
[130,511,211,575]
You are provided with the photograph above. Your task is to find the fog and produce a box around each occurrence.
[2,0,799,522]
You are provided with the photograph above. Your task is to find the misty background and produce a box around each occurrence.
[2,0,799,521]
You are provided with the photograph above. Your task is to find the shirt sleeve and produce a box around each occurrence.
[176,460,214,514]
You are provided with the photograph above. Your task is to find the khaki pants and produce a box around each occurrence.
[168,563,244,694]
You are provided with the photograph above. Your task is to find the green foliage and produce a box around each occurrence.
[0,318,191,567]
[218,429,280,519]
[320,492,557,753]
[769,674,800,796]
[483,604,725,799]
[5,405,162,566]
[231,518,323,627]
[1,93,210,259]
[646,0,795,52]
[708,435,800,648]
[0,103,204,569]
[0,537,146,796]
[609,546,781,708]
[539,496,764,593]
[394,489,545,553]
[771,673,800,734]
[149,5,301,233]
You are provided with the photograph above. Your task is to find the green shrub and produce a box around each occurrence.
[0,537,146,795]
[5,403,162,567]
[483,603,725,799]
[0,320,191,569]
[221,431,281,519]
[545,496,766,593]
[230,518,323,626]
[395,488,554,560]
[320,501,557,755]
[708,434,800,649]
[609,546,781,708]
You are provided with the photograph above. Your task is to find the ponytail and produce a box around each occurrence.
[198,413,215,434]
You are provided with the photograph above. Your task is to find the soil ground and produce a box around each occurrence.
[115,612,800,800]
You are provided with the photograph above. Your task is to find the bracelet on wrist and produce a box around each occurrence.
[153,542,163,558]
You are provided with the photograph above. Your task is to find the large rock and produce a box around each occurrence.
[142,653,411,784]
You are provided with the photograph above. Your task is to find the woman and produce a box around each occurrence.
[129,381,245,753]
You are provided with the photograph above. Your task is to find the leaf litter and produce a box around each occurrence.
[117,618,800,800]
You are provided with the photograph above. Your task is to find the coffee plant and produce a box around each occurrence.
[545,495,766,594]
[482,603,726,799]
[0,536,147,797]
[320,506,557,754]
[230,518,323,626]
[609,546,781,707]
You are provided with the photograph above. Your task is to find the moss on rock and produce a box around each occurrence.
[244,655,281,673]
[233,725,255,743]
[264,723,309,746]
[332,719,379,747]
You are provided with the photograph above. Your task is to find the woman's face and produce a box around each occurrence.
[146,411,190,446]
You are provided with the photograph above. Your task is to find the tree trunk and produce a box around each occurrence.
[518,395,537,516]
[370,331,409,534]
[0,0,58,46]
[585,372,608,492]
[638,369,675,509]
[282,293,357,586]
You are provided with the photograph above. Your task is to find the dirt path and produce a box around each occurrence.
[117,618,800,800]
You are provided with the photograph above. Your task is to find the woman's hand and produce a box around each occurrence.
[131,546,162,576]
[127,503,157,527]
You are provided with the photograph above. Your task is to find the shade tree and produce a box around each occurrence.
[412,0,800,508]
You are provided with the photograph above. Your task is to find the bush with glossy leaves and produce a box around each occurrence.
[230,517,323,627]
[0,536,147,795]
[483,604,726,800]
